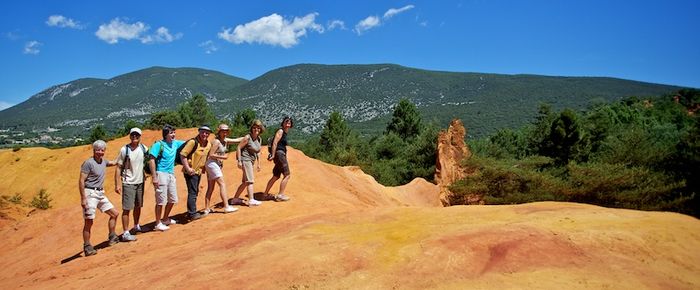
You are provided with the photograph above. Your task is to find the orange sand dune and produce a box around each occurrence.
[0,128,699,289]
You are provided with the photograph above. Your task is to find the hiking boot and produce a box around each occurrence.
[275,194,290,202]
[248,199,262,206]
[189,212,204,221]
[121,231,137,242]
[154,222,170,231]
[224,206,238,213]
[108,233,119,246]
[83,244,97,256]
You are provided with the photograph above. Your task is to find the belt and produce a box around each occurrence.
[85,187,104,191]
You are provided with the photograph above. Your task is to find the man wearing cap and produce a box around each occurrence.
[180,125,213,221]
[114,127,148,241]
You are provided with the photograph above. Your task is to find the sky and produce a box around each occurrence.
[1,0,699,111]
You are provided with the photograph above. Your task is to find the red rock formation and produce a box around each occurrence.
[435,119,482,206]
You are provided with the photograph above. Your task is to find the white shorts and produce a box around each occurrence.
[156,172,178,205]
[206,160,223,180]
[83,188,114,220]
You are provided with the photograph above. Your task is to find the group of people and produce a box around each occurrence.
[79,117,294,256]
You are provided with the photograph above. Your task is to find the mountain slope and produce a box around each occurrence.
[220,64,682,136]
[0,64,682,142]
[0,67,247,136]
[0,129,698,289]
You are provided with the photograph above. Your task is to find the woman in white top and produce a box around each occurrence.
[203,124,243,214]
[233,119,264,206]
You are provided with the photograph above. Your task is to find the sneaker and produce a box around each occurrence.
[203,208,212,215]
[275,194,290,202]
[163,218,177,226]
[132,224,142,233]
[189,212,204,221]
[248,199,262,206]
[121,231,137,242]
[108,233,119,246]
[224,206,238,213]
[154,222,170,231]
[83,244,97,256]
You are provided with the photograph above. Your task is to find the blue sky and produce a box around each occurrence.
[1,0,698,111]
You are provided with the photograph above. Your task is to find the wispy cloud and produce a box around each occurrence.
[384,5,415,19]
[199,40,219,54]
[355,5,415,35]
[4,31,21,41]
[0,101,14,111]
[46,15,84,29]
[327,20,346,31]
[218,13,323,48]
[354,16,380,35]
[95,18,181,44]
[141,27,182,44]
[23,40,41,54]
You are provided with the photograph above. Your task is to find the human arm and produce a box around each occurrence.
[79,172,88,209]
[224,136,244,144]
[114,148,124,194]
[208,139,228,161]
[268,129,282,161]
[236,136,249,169]
[149,158,158,188]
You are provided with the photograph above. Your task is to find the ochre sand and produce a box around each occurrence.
[0,128,698,289]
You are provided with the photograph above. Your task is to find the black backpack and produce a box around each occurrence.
[175,138,198,165]
[122,143,152,176]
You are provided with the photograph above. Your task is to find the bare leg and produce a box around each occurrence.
[278,175,291,195]
[163,203,174,220]
[155,204,163,224]
[121,209,130,232]
[133,207,141,227]
[216,176,228,205]
[246,182,255,200]
[83,219,93,245]
[204,177,216,210]
[107,208,119,236]
[264,175,280,194]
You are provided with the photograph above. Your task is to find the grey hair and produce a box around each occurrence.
[92,140,107,151]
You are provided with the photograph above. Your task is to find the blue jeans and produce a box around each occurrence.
[184,173,201,216]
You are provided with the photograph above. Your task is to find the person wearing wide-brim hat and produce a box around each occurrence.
[179,125,213,221]
[202,123,242,214]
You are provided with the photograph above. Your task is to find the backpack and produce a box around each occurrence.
[122,143,151,176]
[267,129,282,154]
[175,138,198,165]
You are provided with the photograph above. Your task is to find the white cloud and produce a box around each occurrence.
[328,20,346,31]
[355,5,415,35]
[354,15,380,35]
[420,21,428,27]
[141,27,182,44]
[95,18,148,44]
[218,13,323,48]
[23,40,41,54]
[0,101,14,111]
[46,15,83,29]
[383,5,415,19]
[199,40,219,54]
[95,18,181,44]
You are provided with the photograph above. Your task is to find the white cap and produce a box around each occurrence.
[129,127,142,135]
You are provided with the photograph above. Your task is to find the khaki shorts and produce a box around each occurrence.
[83,188,114,220]
[156,172,178,205]
[241,160,255,183]
[122,183,144,210]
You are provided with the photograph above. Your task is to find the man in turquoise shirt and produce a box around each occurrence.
[148,124,185,231]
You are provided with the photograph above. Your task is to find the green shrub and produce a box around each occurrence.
[8,193,23,204]
[31,189,52,210]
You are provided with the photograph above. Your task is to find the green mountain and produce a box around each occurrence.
[0,66,247,137]
[0,64,684,144]
[218,64,682,137]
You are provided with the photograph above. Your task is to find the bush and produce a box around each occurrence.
[8,193,23,204]
[31,189,52,210]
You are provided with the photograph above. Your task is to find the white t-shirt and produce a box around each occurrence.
[116,144,148,184]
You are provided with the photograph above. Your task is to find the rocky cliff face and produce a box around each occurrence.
[435,119,483,205]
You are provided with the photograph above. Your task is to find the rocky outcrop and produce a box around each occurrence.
[435,119,482,206]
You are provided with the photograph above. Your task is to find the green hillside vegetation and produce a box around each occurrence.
[452,89,700,217]
[299,99,438,186]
